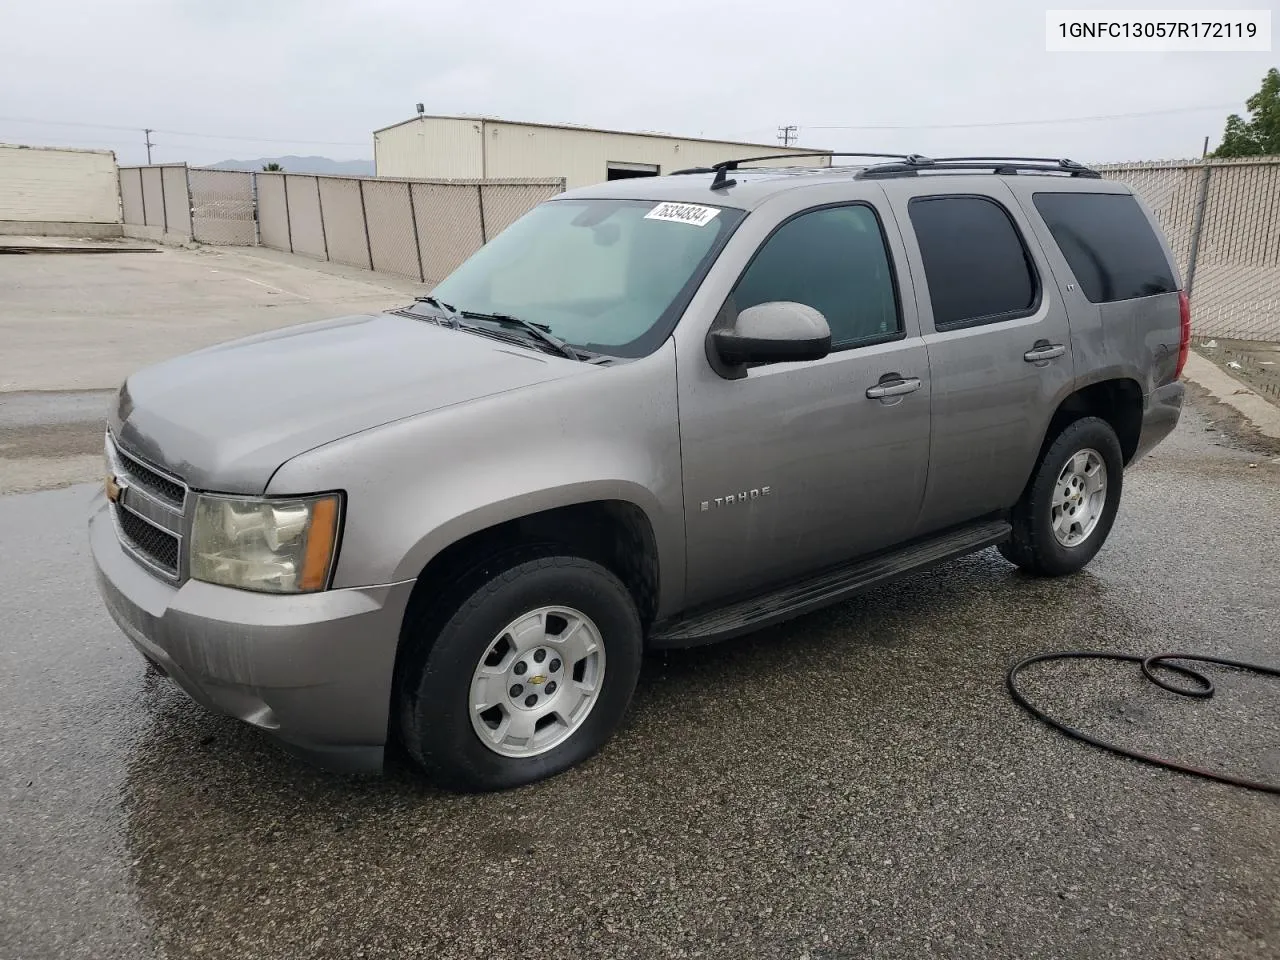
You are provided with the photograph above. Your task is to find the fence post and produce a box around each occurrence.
[182,163,193,242]
[137,168,147,227]
[158,165,168,234]
[315,176,329,261]
[477,184,488,243]
[282,174,294,254]
[357,179,374,270]
[250,172,261,246]
[1185,162,1214,298]
[405,182,425,282]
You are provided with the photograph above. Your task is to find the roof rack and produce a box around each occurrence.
[707,152,926,190]
[856,156,1101,180]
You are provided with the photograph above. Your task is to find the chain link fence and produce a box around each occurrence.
[119,165,563,284]
[118,158,1280,343]
[1099,156,1280,342]
[188,168,255,245]
[256,173,564,284]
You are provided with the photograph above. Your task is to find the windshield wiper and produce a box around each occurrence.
[460,310,581,361]
[411,295,463,328]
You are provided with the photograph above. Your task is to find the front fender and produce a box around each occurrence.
[267,341,686,614]
[390,477,669,583]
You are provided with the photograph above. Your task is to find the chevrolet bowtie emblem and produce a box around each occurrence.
[105,474,124,504]
[528,674,547,685]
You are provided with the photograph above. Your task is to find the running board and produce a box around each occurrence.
[650,519,1011,648]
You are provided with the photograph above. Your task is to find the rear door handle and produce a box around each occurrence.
[1024,342,1066,363]
[866,376,922,400]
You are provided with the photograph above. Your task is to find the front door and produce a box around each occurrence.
[676,195,932,609]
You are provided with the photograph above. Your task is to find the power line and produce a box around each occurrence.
[804,102,1240,131]
[0,114,368,146]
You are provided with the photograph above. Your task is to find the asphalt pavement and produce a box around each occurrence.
[1,397,1277,960]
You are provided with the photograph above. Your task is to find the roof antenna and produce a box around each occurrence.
[710,161,738,191]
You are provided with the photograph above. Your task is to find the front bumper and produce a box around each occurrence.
[1132,380,1185,463]
[90,497,415,773]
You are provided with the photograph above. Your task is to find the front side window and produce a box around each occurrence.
[908,196,1037,329]
[428,198,742,357]
[1032,192,1176,303]
[727,205,901,348]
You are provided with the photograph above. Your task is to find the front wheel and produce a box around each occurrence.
[396,553,642,792]
[999,416,1124,577]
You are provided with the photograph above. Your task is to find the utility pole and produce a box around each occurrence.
[143,128,154,164]
[1201,135,1210,158]
[777,124,798,147]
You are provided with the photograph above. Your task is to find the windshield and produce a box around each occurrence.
[427,198,743,358]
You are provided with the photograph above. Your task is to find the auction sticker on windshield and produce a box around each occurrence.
[644,202,721,227]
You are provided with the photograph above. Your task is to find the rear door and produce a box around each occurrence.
[1011,183,1183,394]
[882,179,1076,534]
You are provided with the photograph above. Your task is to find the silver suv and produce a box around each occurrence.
[92,154,1189,791]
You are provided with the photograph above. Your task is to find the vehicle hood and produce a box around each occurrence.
[111,313,585,494]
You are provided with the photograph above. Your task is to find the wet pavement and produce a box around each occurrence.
[1,399,1277,960]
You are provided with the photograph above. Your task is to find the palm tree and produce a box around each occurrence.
[261,162,284,172]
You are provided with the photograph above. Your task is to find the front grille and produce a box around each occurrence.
[107,433,188,581]
[115,446,185,507]
[117,507,180,575]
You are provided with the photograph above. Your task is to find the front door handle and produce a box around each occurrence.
[1024,342,1066,363]
[866,376,922,400]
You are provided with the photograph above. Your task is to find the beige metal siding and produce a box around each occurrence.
[483,123,820,188]
[0,144,120,223]
[375,117,483,179]
[374,118,824,188]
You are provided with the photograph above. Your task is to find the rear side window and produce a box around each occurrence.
[908,196,1037,329]
[1032,192,1176,303]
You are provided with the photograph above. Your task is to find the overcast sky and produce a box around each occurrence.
[1,0,1275,166]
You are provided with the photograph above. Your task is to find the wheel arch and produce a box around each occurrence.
[1039,376,1144,467]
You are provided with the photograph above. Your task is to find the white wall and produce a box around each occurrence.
[0,144,121,224]
[375,117,484,179]
[374,117,828,188]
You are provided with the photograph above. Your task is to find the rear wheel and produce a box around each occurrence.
[1000,416,1124,576]
[396,552,642,792]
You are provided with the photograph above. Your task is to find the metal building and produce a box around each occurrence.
[373,115,830,189]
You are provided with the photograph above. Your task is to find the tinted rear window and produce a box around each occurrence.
[908,196,1037,329]
[1032,192,1176,303]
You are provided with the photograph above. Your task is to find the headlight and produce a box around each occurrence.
[190,493,341,594]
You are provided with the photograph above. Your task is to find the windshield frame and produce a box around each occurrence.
[426,197,748,360]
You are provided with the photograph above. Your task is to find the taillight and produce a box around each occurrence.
[1175,290,1191,380]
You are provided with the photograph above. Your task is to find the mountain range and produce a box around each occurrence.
[205,155,374,175]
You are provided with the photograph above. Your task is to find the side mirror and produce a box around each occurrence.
[710,301,832,374]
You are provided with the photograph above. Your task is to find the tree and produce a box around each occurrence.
[1211,67,1280,158]
[262,162,284,172]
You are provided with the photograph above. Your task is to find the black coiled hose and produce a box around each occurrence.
[1007,651,1280,795]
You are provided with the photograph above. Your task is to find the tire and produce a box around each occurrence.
[999,416,1124,577]
[396,551,642,792]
